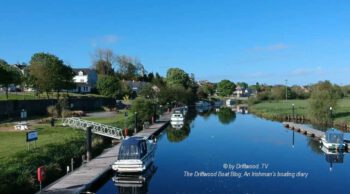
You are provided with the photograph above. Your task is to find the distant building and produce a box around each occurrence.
[72,68,98,93]
[124,80,147,93]
[233,85,253,98]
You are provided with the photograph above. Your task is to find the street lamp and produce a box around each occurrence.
[329,107,333,127]
[134,112,138,134]
[292,104,295,122]
[285,79,288,100]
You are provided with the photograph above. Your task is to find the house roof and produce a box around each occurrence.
[73,68,95,75]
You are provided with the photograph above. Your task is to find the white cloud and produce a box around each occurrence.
[289,66,324,77]
[91,34,119,47]
[253,43,289,51]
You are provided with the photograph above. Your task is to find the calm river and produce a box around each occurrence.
[95,108,350,194]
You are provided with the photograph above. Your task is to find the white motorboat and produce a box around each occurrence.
[171,112,184,122]
[321,129,345,150]
[112,136,157,173]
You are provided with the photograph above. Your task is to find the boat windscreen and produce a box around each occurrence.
[118,141,147,160]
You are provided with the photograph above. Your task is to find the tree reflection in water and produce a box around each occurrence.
[217,107,236,125]
[167,108,197,143]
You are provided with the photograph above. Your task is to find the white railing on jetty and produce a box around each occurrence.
[63,117,124,139]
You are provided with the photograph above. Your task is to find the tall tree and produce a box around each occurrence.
[116,55,144,80]
[217,80,235,97]
[92,48,115,75]
[96,75,120,98]
[0,59,22,99]
[166,68,190,89]
[308,81,338,124]
[29,53,75,99]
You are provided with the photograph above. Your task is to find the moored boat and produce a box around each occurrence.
[112,136,157,173]
[171,111,184,122]
[321,129,345,150]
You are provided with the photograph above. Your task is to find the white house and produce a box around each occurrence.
[233,85,253,98]
[72,68,98,93]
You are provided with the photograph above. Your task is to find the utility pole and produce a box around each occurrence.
[285,79,288,100]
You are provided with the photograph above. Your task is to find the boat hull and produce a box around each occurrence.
[321,138,345,150]
[112,144,157,173]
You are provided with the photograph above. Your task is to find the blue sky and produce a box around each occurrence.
[1,0,350,85]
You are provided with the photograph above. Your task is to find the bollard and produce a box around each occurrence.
[124,128,128,136]
[86,126,92,162]
[71,158,74,171]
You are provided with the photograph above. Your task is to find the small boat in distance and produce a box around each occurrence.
[171,111,184,122]
[321,129,346,150]
[112,136,157,173]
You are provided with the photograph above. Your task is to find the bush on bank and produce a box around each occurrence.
[0,135,109,194]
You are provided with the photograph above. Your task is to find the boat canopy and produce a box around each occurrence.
[118,137,147,160]
[325,129,344,144]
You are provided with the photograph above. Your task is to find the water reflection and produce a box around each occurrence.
[307,138,323,155]
[112,164,157,194]
[233,105,249,114]
[321,146,345,172]
[166,108,197,143]
[170,121,184,129]
[217,107,236,125]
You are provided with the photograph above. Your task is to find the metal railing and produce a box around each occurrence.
[63,117,124,139]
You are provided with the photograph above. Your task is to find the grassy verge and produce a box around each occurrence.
[0,113,121,194]
[249,98,350,127]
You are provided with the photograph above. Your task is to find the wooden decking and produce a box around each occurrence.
[41,112,172,194]
[283,122,325,139]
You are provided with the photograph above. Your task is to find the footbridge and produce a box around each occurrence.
[62,117,124,140]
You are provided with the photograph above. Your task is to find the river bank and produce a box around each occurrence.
[249,98,350,130]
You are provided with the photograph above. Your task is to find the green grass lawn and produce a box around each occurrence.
[0,92,105,101]
[85,110,134,126]
[0,125,83,162]
[250,98,350,123]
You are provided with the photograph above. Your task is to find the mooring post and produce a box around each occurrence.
[86,126,92,162]
[71,158,74,171]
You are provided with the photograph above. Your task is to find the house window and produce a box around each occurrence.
[80,79,84,82]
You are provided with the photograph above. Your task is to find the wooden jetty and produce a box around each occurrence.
[283,122,325,140]
[41,112,172,194]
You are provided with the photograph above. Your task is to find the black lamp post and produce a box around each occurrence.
[329,107,333,128]
[134,112,138,134]
[153,103,157,123]
[292,104,295,122]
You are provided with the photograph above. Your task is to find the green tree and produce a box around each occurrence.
[92,48,115,75]
[96,75,120,98]
[308,81,338,124]
[270,86,285,100]
[139,83,159,99]
[29,53,74,99]
[166,68,190,89]
[116,55,144,80]
[237,82,248,89]
[216,80,235,97]
[131,97,154,125]
[0,59,22,99]
[290,85,310,99]
[197,83,215,99]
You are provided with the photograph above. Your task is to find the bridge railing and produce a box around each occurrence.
[62,117,124,140]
